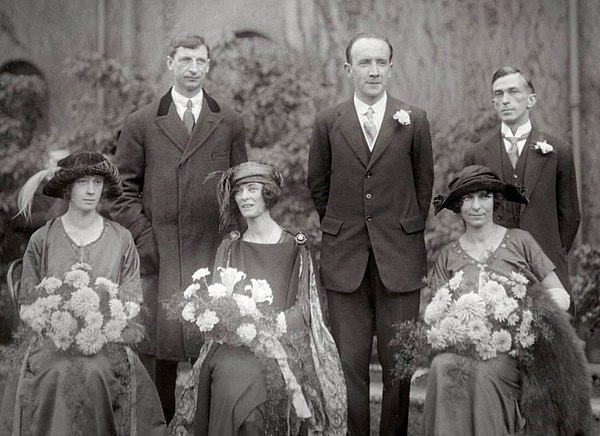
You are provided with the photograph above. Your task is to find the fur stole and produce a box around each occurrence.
[518,284,593,435]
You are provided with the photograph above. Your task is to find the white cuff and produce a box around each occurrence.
[547,287,570,311]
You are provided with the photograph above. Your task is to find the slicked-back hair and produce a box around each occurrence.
[345,32,394,64]
[168,34,210,59]
[491,66,535,94]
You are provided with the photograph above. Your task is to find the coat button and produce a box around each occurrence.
[366,193,372,199]
[366,216,372,222]
[366,172,372,178]
[512,174,519,179]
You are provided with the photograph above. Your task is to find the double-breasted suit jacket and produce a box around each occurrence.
[464,127,580,289]
[308,96,433,293]
[112,89,247,360]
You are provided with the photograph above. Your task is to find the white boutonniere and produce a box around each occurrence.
[533,140,554,154]
[393,109,411,126]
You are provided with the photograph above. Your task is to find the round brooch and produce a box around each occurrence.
[294,232,307,245]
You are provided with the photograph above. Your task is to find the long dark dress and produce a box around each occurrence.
[170,230,347,435]
[0,217,167,435]
[423,228,553,436]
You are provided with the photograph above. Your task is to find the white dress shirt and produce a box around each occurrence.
[171,88,203,123]
[354,93,387,151]
[501,120,532,156]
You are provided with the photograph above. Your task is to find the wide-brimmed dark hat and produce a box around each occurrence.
[433,165,528,215]
[42,151,123,199]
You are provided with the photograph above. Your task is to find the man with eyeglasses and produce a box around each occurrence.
[112,33,247,422]
[465,66,579,303]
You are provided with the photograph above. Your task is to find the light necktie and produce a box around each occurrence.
[502,134,528,168]
[363,107,377,149]
[183,99,195,134]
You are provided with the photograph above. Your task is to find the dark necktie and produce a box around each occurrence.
[183,100,195,134]
[502,134,528,168]
[363,107,377,149]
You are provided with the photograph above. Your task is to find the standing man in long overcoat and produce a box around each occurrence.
[308,32,433,435]
[111,34,247,422]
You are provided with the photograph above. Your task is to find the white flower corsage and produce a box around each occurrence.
[393,109,411,126]
[533,140,554,154]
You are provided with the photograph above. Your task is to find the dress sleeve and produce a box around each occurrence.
[429,246,451,287]
[19,229,45,305]
[520,231,555,282]
[119,229,143,302]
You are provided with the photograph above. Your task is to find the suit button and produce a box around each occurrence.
[496,215,502,220]
[512,174,519,179]
[366,172,372,178]
[366,193,372,199]
[366,216,372,222]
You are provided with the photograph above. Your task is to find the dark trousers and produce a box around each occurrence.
[327,252,420,436]
[140,354,178,424]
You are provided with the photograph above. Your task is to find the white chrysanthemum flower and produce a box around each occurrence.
[511,283,527,299]
[207,283,228,299]
[492,296,519,322]
[454,293,486,324]
[506,313,520,326]
[467,319,491,342]
[427,326,447,349]
[424,287,452,325]
[520,309,533,328]
[479,280,507,305]
[95,277,119,298]
[516,330,535,348]
[218,267,246,295]
[438,316,468,345]
[233,294,258,318]
[182,302,197,322]
[71,262,92,271]
[510,271,528,285]
[184,283,201,299]
[476,339,497,360]
[103,318,127,341]
[109,299,127,321]
[75,326,106,355]
[124,302,140,319]
[249,279,273,304]
[49,311,77,350]
[192,268,211,281]
[37,277,63,294]
[67,287,100,318]
[196,309,219,332]
[85,311,104,330]
[39,295,62,311]
[236,323,257,344]
[448,270,464,291]
[491,329,512,353]
[64,269,90,288]
[21,302,48,333]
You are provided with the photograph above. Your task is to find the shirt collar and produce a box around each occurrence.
[501,120,531,138]
[353,92,387,117]
[171,87,203,109]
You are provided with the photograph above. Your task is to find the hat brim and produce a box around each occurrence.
[42,160,123,199]
[434,179,528,215]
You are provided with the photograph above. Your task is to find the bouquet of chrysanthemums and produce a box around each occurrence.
[181,266,311,418]
[20,262,143,355]
[424,269,536,361]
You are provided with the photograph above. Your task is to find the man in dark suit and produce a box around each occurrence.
[465,66,580,295]
[111,34,247,422]
[308,32,433,436]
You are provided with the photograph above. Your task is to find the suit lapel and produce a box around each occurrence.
[337,100,370,168]
[367,98,401,169]
[523,127,547,197]
[480,132,504,176]
[180,97,223,165]
[155,92,189,153]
